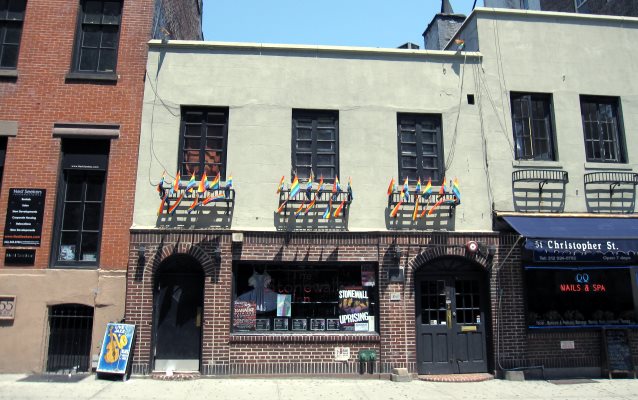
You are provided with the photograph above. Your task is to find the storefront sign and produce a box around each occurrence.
[334,347,350,361]
[3,189,46,247]
[526,239,638,263]
[96,323,135,375]
[338,288,369,331]
[233,301,256,331]
[559,273,607,293]
[4,249,35,265]
[560,340,575,350]
[0,295,16,320]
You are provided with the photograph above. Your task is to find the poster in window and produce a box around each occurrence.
[59,245,76,261]
[276,294,291,317]
[310,318,326,331]
[338,287,369,331]
[233,301,256,331]
[292,318,308,331]
[255,318,270,331]
[361,264,375,287]
[326,318,340,331]
[96,323,135,375]
[274,317,289,331]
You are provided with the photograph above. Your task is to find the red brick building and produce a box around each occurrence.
[0,0,201,373]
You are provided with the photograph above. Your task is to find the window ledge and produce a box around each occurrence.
[230,332,380,344]
[584,162,635,171]
[50,264,98,270]
[0,69,18,79]
[512,160,562,169]
[65,71,118,82]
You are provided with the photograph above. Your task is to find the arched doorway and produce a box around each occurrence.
[153,254,204,372]
[415,256,489,374]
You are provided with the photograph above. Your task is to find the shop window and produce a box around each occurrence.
[525,266,638,328]
[179,107,228,180]
[70,0,122,74]
[232,263,378,333]
[397,113,443,184]
[292,110,338,183]
[580,96,626,163]
[511,93,556,161]
[0,0,25,69]
[51,139,109,267]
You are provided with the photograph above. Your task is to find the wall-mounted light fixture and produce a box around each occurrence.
[137,245,146,267]
[388,243,405,283]
[390,243,402,264]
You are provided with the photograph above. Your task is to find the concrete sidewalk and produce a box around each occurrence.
[0,374,637,400]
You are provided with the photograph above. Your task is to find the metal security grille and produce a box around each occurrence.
[46,304,94,373]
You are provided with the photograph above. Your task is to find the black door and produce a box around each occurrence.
[153,255,204,371]
[416,271,488,374]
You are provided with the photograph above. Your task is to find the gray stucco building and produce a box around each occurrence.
[126,8,638,378]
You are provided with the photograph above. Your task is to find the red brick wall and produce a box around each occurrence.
[0,0,155,270]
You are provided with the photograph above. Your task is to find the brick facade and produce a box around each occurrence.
[126,230,638,376]
[540,0,638,16]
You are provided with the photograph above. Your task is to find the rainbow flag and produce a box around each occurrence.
[304,197,317,214]
[276,175,285,194]
[157,171,166,193]
[157,192,168,215]
[197,172,207,195]
[387,178,395,197]
[415,178,422,196]
[428,198,445,216]
[203,193,226,205]
[423,178,432,198]
[187,196,199,213]
[294,201,306,217]
[305,173,314,200]
[439,176,447,195]
[390,201,402,218]
[322,199,332,219]
[208,172,221,191]
[452,178,460,201]
[413,197,420,221]
[316,176,325,198]
[276,200,287,213]
[168,193,184,214]
[226,174,233,189]
[171,171,181,194]
[185,173,197,193]
[289,175,300,198]
[401,177,410,202]
[333,199,346,218]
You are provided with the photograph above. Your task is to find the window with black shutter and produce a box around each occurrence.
[397,114,443,184]
[178,107,228,180]
[292,110,339,183]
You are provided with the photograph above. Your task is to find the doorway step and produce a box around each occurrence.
[150,371,201,381]
[418,373,494,382]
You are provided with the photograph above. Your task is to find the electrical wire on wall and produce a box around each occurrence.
[444,52,468,172]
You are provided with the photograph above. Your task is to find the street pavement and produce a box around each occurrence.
[0,374,637,400]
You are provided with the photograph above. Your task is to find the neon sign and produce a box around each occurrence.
[559,273,606,293]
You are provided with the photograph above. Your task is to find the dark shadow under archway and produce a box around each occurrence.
[414,256,490,375]
[153,254,204,372]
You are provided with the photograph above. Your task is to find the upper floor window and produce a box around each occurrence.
[71,0,122,74]
[179,107,228,179]
[292,110,338,183]
[580,96,626,163]
[511,92,556,161]
[0,0,26,69]
[397,113,443,184]
[52,139,109,267]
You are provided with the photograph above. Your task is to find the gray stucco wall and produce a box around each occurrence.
[134,44,488,232]
[462,9,638,214]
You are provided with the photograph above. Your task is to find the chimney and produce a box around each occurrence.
[423,1,466,50]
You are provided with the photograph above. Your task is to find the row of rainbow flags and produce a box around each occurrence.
[387,177,460,220]
[276,174,353,219]
[156,171,233,215]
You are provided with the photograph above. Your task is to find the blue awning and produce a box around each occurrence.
[502,216,638,239]
[501,216,638,262]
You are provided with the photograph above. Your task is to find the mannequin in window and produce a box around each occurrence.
[238,268,277,312]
